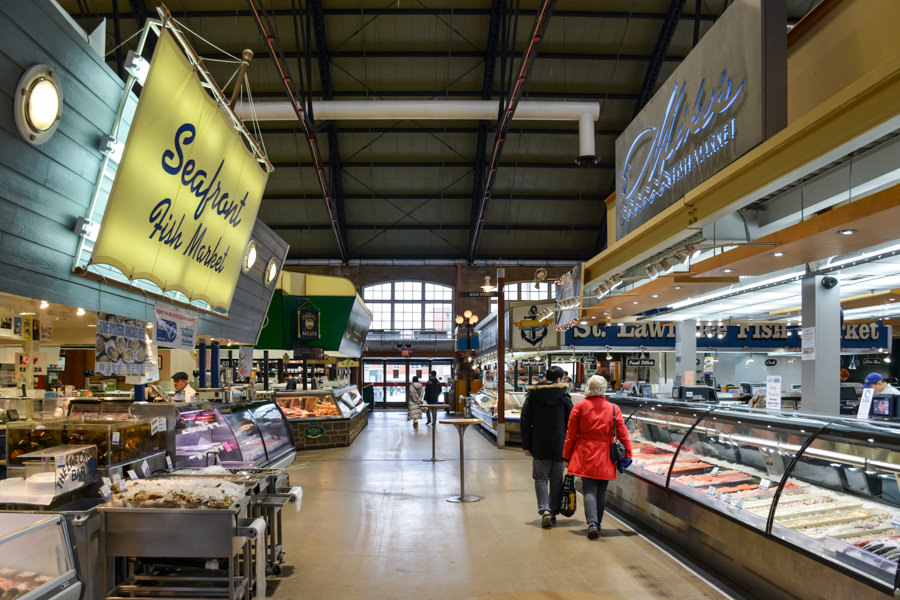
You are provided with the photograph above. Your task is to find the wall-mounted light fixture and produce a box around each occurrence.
[14,64,63,145]
[243,240,257,273]
[264,258,279,287]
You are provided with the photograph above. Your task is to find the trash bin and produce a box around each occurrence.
[363,384,375,412]
[55,497,106,600]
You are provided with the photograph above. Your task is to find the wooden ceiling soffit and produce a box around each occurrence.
[583,47,900,286]
[770,288,900,316]
[582,275,738,321]
[689,181,900,279]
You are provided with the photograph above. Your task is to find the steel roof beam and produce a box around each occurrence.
[263,193,602,202]
[259,126,620,135]
[193,50,683,62]
[633,0,687,117]
[269,160,614,169]
[270,224,600,232]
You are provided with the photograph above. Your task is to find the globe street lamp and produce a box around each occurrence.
[456,311,479,396]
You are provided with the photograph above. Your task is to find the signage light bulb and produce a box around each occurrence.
[265,258,278,287]
[243,240,257,273]
[26,78,60,132]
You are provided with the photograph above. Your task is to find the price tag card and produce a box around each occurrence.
[710,466,719,476]
[127,470,139,481]
[101,476,112,488]
[735,497,746,509]
[56,455,66,468]
[858,388,875,420]
[165,455,173,470]
[140,460,150,477]
[111,473,122,484]
[118,479,127,492]
[111,431,120,445]
[99,484,113,499]
[891,513,900,527]
[707,486,716,495]
[759,478,772,490]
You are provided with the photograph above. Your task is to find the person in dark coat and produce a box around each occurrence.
[520,365,573,528]
[563,375,633,539]
[423,371,442,424]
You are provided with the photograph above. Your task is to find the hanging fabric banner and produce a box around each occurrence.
[298,308,321,341]
[154,302,199,350]
[95,313,148,376]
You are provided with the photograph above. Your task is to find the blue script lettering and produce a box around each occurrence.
[620,70,745,224]
[160,123,249,229]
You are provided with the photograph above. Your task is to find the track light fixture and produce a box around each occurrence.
[645,263,660,280]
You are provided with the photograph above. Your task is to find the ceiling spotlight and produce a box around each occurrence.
[146,322,153,329]
[658,257,677,275]
[76,307,86,316]
[608,275,623,290]
[672,250,690,266]
[39,300,49,310]
[685,242,703,260]
[645,263,660,280]
[722,268,734,273]
[595,284,609,299]
[673,286,682,290]
[837,229,857,236]
[651,294,659,299]
[771,251,784,257]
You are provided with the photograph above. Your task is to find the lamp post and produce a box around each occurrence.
[455,311,479,396]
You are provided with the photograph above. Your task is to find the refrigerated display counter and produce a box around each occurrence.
[605,397,900,598]
[0,512,82,600]
[275,385,368,450]
[172,400,296,470]
[468,389,524,443]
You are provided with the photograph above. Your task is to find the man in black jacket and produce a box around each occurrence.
[521,365,573,528]
[423,371,442,424]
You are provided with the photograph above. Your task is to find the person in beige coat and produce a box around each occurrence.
[407,375,425,429]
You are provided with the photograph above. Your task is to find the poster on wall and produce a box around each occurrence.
[22,317,31,340]
[154,303,199,350]
[95,313,148,376]
[13,317,21,337]
[40,324,52,341]
[90,29,269,311]
[298,307,320,341]
[511,303,557,350]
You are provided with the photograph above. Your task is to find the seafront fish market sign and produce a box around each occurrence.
[91,29,268,311]
[615,0,786,239]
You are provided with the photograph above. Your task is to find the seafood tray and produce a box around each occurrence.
[773,500,863,520]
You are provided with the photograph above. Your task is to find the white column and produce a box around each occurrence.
[800,275,841,416]
[675,320,697,387]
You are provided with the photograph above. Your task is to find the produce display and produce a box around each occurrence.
[107,477,247,509]
[0,569,54,598]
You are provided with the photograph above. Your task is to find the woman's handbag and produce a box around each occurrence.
[609,405,627,464]
[560,472,577,517]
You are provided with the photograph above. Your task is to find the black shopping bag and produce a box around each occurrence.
[560,473,576,517]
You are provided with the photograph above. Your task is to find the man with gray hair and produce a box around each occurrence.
[521,365,573,528]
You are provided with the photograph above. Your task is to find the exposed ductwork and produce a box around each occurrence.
[235,99,600,160]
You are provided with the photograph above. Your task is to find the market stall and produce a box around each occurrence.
[606,396,900,597]
[275,385,368,450]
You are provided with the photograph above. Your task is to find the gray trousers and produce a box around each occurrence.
[532,458,565,515]
[582,477,610,525]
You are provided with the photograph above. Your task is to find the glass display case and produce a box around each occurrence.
[468,389,524,442]
[67,398,133,420]
[0,396,70,421]
[612,398,900,594]
[6,418,162,468]
[276,388,363,420]
[0,512,82,600]
[173,401,295,469]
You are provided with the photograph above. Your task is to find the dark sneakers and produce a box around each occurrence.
[541,511,553,529]
[587,522,599,539]
[550,514,557,525]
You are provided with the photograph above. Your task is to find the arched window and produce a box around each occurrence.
[490,281,556,314]
[362,281,454,332]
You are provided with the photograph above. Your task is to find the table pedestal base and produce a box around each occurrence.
[446,495,483,503]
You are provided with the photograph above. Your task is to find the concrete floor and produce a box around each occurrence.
[269,410,730,600]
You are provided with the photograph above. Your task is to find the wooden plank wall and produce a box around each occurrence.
[0,2,287,345]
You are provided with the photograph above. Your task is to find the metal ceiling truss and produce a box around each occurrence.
[270,223,598,232]
[247,0,348,262]
[194,49,683,62]
[469,0,557,262]
[264,193,600,202]
[633,0,687,117]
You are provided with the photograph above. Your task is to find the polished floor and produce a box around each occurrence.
[269,410,732,600]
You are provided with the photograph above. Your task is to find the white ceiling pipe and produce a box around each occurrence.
[236,99,599,158]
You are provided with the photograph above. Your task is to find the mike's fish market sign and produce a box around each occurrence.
[91,29,269,312]
[615,0,786,239]
[566,322,891,351]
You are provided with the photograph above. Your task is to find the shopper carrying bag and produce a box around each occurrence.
[559,471,577,517]
[562,375,633,540]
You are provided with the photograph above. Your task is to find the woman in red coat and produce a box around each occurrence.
[562,375,633,539]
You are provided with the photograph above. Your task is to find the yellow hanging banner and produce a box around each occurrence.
[91,29,269,311]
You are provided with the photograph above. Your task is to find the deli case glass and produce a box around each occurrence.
[173,401,295,469]
[275,386,366,420]
[0,512,82,600]
[610,397,900,595]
